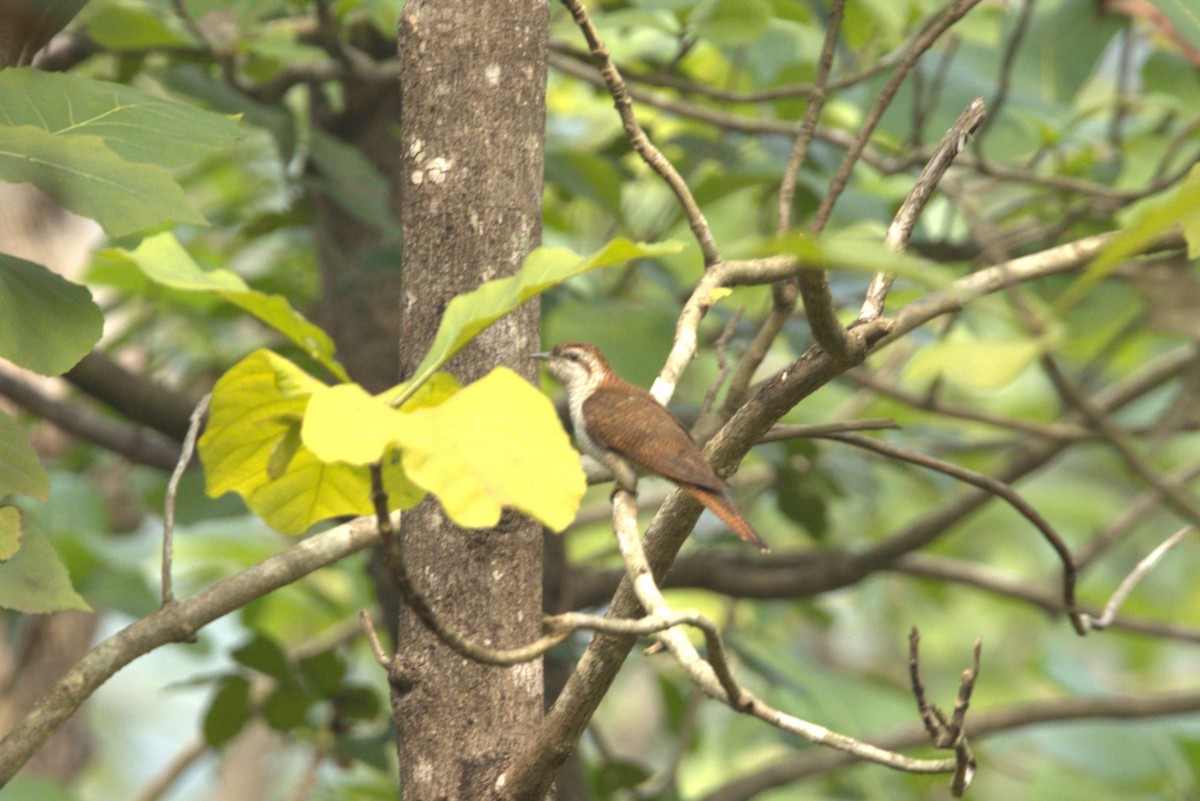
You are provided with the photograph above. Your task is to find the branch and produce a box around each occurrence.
[162,394,210,605]
[909,628,980,796]
[858,97,987,322]
[606,490,962,778]
[890,553,1200,644]
[776,0,844,235]
[795,0,987,361]
[881,229,1186,347]
[504,238,1191,801]
[367,466,569,666]
[64,350,198,442]
[1089,526,1195,631]
[698,688,1200,801]
[0,514,386,785]
[559,0,719,267]
[1041,357,1200,529]
[818,431,1087,634]
[0,367,181,471]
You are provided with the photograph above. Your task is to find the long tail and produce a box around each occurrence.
[684,485,770,551]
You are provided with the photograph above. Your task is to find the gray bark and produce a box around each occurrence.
[393,2,549,799]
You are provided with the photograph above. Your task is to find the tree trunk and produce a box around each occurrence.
[393,2,549,799]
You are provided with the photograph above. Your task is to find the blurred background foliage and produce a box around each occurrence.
[2,0,1200,799]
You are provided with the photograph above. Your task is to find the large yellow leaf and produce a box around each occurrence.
[304,367,585,532]
[303,372,462,466]
[199,350,422,534]
[394,368,586,532]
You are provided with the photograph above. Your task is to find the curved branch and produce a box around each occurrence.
[699,688,1200,801]
[0,514,386,785]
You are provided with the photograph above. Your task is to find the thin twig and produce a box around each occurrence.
[367,466,569,666]
[777,0,845,235]
[971,0,1033,154]
[1041,358,1200,530]
[801,0,987,361]
[811,0,986,235]
[859,98,987,322]
[162,393,210,606]
[699,309,744,419]
[1091,526,1194,630]
[359,609,391,668]
[760,419,900,442]
[818,432,1087,634]
[1077,462,1200,570]
[560,0,719,267]
[908,628,979,796]
[609,491,960,775]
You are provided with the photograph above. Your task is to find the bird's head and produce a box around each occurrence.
[531,341,611,394]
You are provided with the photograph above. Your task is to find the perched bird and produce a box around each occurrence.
[533,341,768,551]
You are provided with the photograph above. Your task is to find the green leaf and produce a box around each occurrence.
[904,337,1043,390]
[203,675,252,747]
[113,233,348,380]
[262,682,314,731]
[1058,164,1200,310]
[0,253,103,376]
[0,125,204,237]
[395,238,683,407]
[690,0,772,45]
[199,350,422,534]
[0,520,90,613]
[0,410,49,500]
[298,649,347,697]
[232,634,292,682]
[0,507,23,562]
[0,68,243,169]
[83,2,195,51]
[766,230,955,288]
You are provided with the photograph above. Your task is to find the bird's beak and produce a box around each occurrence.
[529,351,550,361]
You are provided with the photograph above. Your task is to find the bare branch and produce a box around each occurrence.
[777,0,845,235]
[1042,357,1200,530]
[0,368,181,471]
[908,628,979,796]
[818,431,1087,634]
[1077,461,1200,569]
[367,467,569,666]
[162,393,210,606]
[859,98,987,322]
[360,609,392,669]
[1090,526,1195,630]
[0,514,386,784]
[761,419,901,441]
[559,0,719,267]
[699,688,1200,801]
[607,491,962,777]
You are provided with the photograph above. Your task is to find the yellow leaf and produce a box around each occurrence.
[304,372,463,465]
[199,350,423,534]
[394,368,586,532]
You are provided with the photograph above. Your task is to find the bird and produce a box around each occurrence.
[532,341,769,551]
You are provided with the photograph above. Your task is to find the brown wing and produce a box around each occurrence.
[582,386,725,492]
